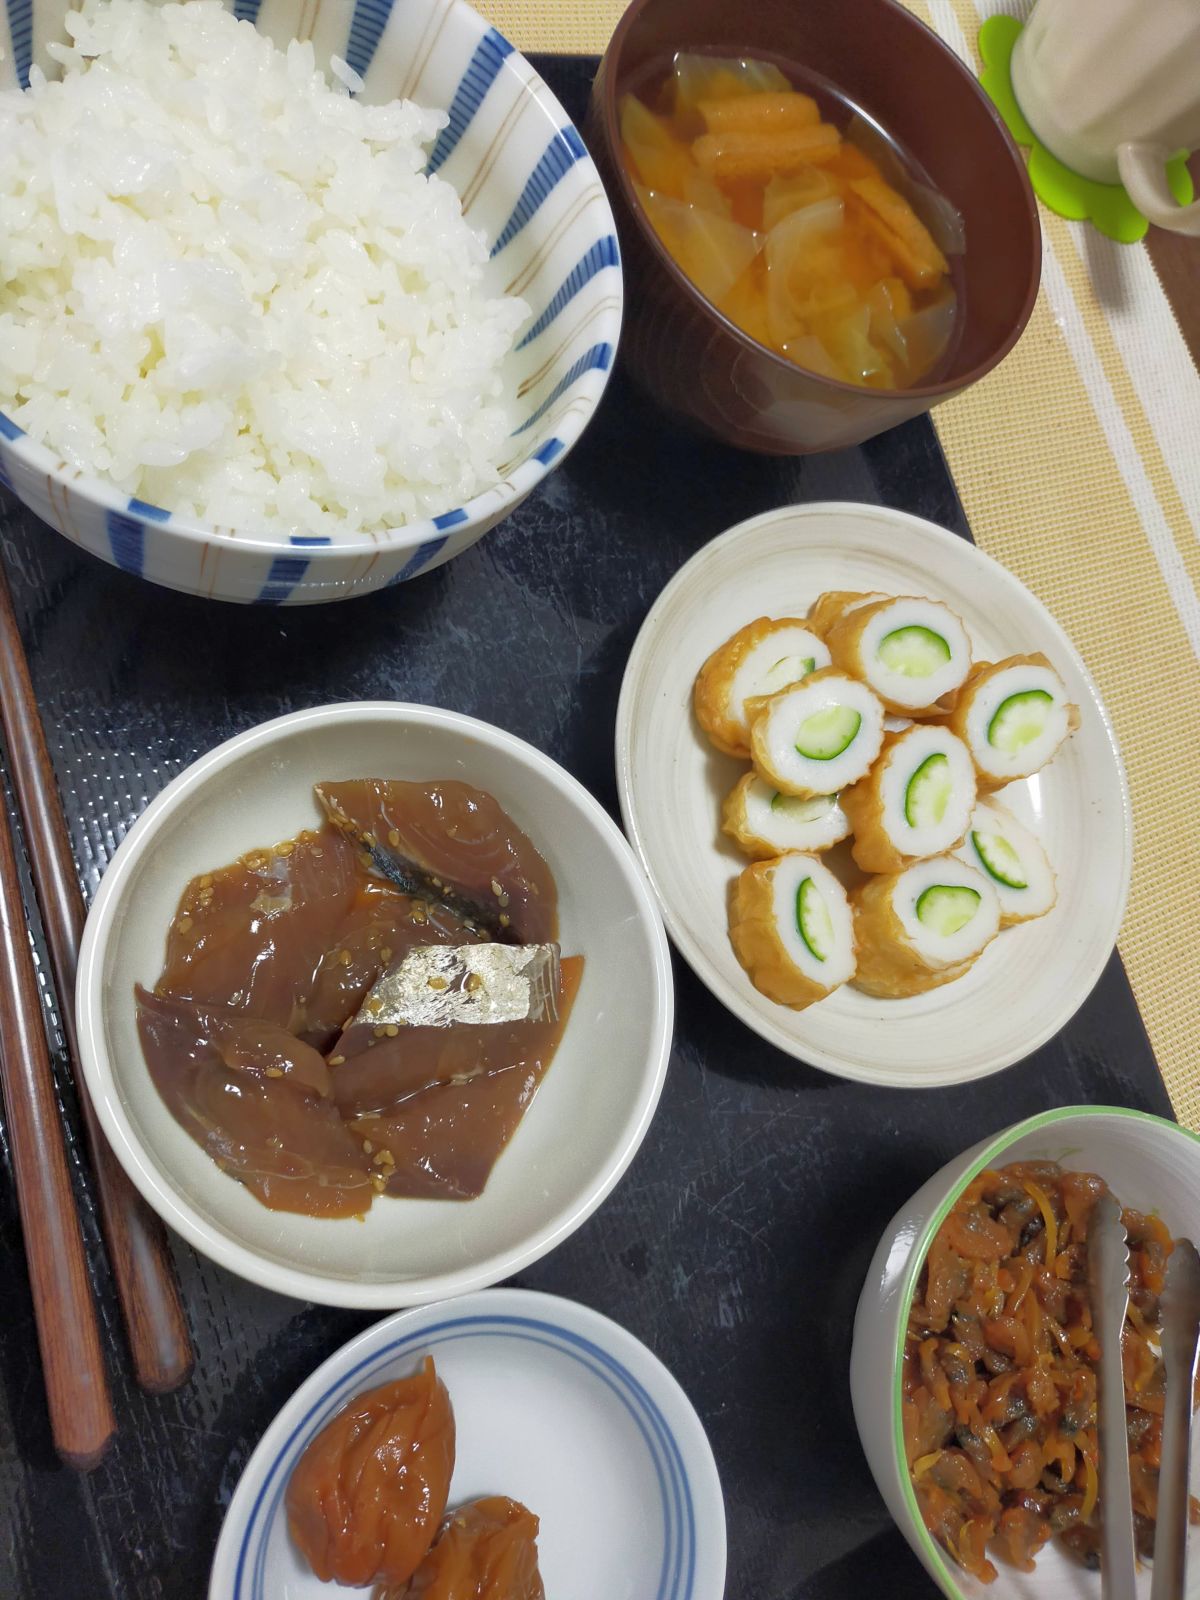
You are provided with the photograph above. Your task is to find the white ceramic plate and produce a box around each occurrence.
[209,1288,727,1600]
[615,503,1131,1087]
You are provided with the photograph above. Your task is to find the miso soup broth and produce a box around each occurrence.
[618,52,965,389]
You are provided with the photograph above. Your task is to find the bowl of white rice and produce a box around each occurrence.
[0,0,622,603]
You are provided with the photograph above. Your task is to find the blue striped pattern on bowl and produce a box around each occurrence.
[0,0,622,604]
[233,1311,699,1600]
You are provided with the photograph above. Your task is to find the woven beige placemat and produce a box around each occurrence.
[475,0,1200,1129]
[909,0,1200,1132]
[475,0,621,54]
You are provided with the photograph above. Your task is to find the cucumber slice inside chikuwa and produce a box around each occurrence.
[987,689,1053,752]
[795,876,833,961]
[971,829,1028,889]
[877,625,951,678]
[759,653,817,695]
[770,791,836,821]
[904,753,952,828]
[794,705,861,760]
[915,884,981,937]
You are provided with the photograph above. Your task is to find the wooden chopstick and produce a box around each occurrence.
[0,562,193,1395]
[0,770,115,1467]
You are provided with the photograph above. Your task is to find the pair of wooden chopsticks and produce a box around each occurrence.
[0,560,192,1468]
[1090,1191,1200,1600]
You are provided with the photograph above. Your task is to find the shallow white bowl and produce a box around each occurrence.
[209,1287,727,1600]
[0,0,621,603]
[615,502,1131,1087]
[75,703,672,1307]
[849,1107,1200,1600]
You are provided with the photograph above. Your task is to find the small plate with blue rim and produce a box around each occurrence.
[209,1287,727,1600]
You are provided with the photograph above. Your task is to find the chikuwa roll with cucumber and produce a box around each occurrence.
[940,653,1079,789]
[748,668,885,798]
[823,594,972,714]
[694,616,832,757]
[805,589,887,640]
[850,856,1000,998]
[954,797,1057,927]
[840,725,977,874]
[729,853,856,1008]
[722,772,851,859]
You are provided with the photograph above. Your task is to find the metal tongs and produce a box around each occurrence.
[1089,1192,1200,1600]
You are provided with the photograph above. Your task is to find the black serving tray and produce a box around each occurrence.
[0,55,1172,1600]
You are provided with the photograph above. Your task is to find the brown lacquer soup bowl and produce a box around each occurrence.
[586,0,1041,454]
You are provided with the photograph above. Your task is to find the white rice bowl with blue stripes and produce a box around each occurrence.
[0,0,534,540]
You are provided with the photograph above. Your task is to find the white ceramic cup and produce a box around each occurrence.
[1011,0,1200,234]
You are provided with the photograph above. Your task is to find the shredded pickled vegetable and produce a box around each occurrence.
[904,1160,1199,1581]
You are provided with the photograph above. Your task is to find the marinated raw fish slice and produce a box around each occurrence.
[287,1358,456,1588]
[340,836,503,942]
[135,987,372,1217]
[332,956,580,1111]
[315,780,557,945]
[137,988,336,1094]
[391,1497,545,1600]
[157,827,361,1025]
[352,1065,548,1201]
[301,880,481,1048]
[346,944,561,1031]
[334,957,583,1200]
[139,783,576,1218]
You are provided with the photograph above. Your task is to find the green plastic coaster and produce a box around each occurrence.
[978,14,1194,245]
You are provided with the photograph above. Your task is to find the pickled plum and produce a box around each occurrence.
[391,1498,545,1600]
[287,1359,455,1587]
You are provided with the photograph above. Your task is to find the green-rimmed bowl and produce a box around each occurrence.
[849,1106,1200,1599]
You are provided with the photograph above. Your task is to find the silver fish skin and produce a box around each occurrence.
[349,944,560,1030]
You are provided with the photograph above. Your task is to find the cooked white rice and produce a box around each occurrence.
[0,0,529,538]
